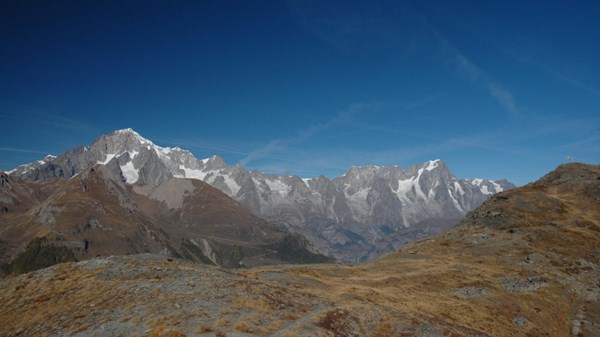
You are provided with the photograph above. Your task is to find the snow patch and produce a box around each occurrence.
[200,238,218,265]
[414,169,428,200]
[454,181,465,196]
[201,170,220,183]
[396,177,414,195]
[265,178,291,197]
[425,159,440,171]
[491,181,504,193]
[99,154,116,165]
[369,228,382,245]
[448,188,464,212]
[155,146,178,161]
[120,161,139,183]
[347,187,370,203]
[471,178,483,186]
[176,165,206,180]
[428,187,436,199]
[222,175,241,195]
[115,128,155,147]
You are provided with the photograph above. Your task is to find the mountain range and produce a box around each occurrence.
[5,128,514,261]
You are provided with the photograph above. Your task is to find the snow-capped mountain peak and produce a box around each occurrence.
[7,154,58,175]
[469,177,510,195]
[425,159,441,171]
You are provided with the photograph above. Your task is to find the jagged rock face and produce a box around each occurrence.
[9,128,515,261]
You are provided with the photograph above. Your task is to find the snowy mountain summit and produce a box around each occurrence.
[9,128,515,261]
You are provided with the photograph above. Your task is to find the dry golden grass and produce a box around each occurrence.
[148,326,186,337]
[195,325,213,333]
[146,315,183,327]
[282,331,300,337]
[214,318,229,328]
[232,320,253,333]
[231,296,272,314]
[262,319,286,333]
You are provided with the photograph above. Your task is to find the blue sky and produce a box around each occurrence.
[1,1,598,185]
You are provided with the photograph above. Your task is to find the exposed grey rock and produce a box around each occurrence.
[512,316,531,328]
[571,320,580,335]
[452,287,490,298]
[133,178,195,210]
[502,276,548,292]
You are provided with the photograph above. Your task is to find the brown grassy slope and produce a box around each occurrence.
[0,163,597,337]
[1,165,170,267]
[0,173,72,265]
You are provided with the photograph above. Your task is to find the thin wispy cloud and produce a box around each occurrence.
[248,131,509,178]
[455,27,600,98]
[281,112,598,179]
[420,15,519,117]
[288,0,419,55]
[507,49,600,97]
[558,134,600,154]
[398,92,446,110]
[36,114,98,134]
[487,82,517,115]
[238,119,334,166]
[0,147,49,154]
[0,100,99,135]
[239,103,368,166]
[153,137,253,157]
[522,115,600,138]
[241,94,448,168]
[238,98,450,175]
